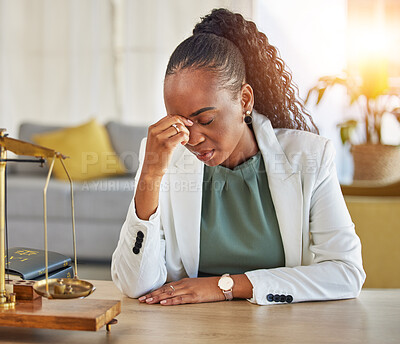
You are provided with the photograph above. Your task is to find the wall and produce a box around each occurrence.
[253,0,351,182]
[0,0,252,137]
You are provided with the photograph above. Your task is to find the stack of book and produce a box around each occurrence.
[5,247,73,281]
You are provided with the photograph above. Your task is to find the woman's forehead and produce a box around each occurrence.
[164,69,223,109]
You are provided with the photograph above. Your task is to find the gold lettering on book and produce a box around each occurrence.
[14,250,39,256]
[4,250,39,265]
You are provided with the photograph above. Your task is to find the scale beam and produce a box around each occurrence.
[0,136,66,159]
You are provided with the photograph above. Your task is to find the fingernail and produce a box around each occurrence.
[187,119,193,125]
[160,300,167,304]
[138,296,146,301]
[146,298,153,302]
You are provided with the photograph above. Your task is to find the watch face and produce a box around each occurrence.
[218,276,234,290]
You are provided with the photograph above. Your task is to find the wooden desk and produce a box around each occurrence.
[1,280,399,343]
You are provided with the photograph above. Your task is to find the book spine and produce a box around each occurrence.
[33,266,74,281]
[24,257,72,280]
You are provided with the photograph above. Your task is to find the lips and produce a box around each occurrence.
[193,149,215,162]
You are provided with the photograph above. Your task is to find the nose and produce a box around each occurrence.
[186,126,205,147]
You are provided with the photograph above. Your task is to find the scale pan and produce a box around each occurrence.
[33,278,95,299]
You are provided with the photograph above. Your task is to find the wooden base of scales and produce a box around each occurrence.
[1,280,121,332]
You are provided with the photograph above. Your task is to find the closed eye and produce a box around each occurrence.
[200,119,214,126]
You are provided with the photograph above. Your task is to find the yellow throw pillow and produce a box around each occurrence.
[33,119,126,181]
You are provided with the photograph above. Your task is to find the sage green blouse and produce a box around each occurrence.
[199,151,285,275]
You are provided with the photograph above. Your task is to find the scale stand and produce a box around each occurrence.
[0,129,121,331]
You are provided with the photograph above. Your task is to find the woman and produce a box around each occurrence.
[111,8,365,306]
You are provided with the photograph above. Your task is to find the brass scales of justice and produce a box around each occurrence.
[0,129,120,331]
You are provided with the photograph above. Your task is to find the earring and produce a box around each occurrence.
[244,110,253,124]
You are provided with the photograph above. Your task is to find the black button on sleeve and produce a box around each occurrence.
[137,231,144,239]
[134,242,142,249]
[267,294,274,302]
[279,295,286,303]
[132,247,140,254]
[273,294,280,302]
[136,236,143,244]
[286,295,293,303]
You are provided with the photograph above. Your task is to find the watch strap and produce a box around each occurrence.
[223,289,233,301]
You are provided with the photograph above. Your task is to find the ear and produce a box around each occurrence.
[240,83,254,112]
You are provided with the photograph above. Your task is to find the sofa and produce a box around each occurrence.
[6,121,148,262]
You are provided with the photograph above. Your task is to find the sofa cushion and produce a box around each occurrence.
[7,174,134,222]
[32,119,127,181]
[6,162,16,174]
[73,176,134,221]
[7,175,71,220]
[8,217,125,261]
[106,121,148,175]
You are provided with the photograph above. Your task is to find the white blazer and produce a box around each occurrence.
[111,111,366,305]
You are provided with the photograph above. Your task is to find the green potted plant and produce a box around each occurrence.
[305,62,400,184]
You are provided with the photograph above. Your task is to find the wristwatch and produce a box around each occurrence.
[218,273,234,301]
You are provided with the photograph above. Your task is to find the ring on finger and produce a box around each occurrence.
[171,124,180,134]
[169,285,175,292]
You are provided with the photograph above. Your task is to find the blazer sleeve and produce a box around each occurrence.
[111,138,168,298]
[245,140,366,305]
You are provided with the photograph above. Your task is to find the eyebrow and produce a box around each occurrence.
[189,107,216,118]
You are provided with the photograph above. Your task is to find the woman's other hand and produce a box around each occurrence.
[138,275,253,305]
[142,115,193,178]
[138,277,224,305]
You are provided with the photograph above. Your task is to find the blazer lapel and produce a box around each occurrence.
[252,113,303,267]
[168,148,203,278]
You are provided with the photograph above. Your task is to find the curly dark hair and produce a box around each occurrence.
[166,8,318,133]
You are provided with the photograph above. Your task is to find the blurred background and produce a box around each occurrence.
[1,0,399,286]
[1,0,400,181]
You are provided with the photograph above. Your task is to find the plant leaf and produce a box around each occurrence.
[338,119,358,128]
[304,88,313,104]
[337,120,358,145]
[339,127,350,145]
[349,92,360,105]
[391,107,400,122]
[316,87,327,105]
[333,77,348,86]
